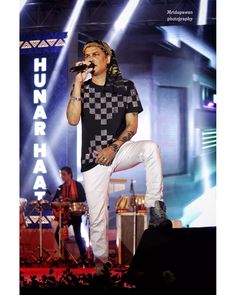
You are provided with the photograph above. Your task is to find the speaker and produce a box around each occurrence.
[127,227,216,295]
[116,212,148,265]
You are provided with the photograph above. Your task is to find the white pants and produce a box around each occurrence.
[82,140,164,263]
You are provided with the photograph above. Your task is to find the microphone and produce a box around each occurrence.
[130,179,136,208]
[69,62,95,73]
[130,179,136,195]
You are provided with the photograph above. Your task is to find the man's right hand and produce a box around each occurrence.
[74,61,94,86]
[67,60,93,126]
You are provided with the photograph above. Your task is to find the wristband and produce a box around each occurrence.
[111,143,120,153]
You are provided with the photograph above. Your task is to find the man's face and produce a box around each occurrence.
[84,46,110,76]
[60,170,71,183]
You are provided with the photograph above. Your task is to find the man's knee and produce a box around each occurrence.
[142,140,160,154]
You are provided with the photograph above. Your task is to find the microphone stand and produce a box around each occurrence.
[130,179,137,256]
[30,198,54,266]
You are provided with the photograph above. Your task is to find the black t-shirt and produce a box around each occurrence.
[80,78,143,172]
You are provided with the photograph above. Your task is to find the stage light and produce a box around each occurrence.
[202,129,217,150]
[46,0,85,101]
[180,187,216,227]
[180,152,215,227]
[114,0,140,30]
[160,26,216,68]
[198,0,208,25]
[20,135,62,199]
[20,0,27,11]
[105,0,140,49]
[81,215,90,247]
[213,94,217,103]
[201,157,211,191]
[203,101,216,110]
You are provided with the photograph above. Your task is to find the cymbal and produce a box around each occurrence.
[29,199,50,207]
[30,200,38,206]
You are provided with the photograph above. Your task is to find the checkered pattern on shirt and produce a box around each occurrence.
[82,82,140,125]
[83,90,125,125]
[80,80,143,170]
[81,130,114,165]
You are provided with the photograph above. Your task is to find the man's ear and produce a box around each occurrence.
[107,55,111,65]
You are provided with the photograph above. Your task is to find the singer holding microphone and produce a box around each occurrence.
[66,40,171,275]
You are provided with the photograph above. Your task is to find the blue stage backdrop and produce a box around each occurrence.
[20,32,69,225]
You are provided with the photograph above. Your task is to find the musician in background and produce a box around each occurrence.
[53,166,88,264]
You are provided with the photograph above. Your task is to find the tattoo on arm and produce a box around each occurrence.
[119,130,135,143]
[112,113,138,146]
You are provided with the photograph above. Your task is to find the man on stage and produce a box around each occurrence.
[66,40,171,275]
[53,166,88,265]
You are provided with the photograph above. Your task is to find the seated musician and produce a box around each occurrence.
[53,166,88,264]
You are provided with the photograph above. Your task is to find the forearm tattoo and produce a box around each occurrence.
[113,112,138,145]
[119,130,135,143]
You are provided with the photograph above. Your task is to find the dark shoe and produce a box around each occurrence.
[79,254,90,267]
[95,261,112,276]
[149,200,172,229]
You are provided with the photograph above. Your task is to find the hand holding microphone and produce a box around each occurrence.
[71,61,95,86]
[69,61,95,73]
[67,61,94,124]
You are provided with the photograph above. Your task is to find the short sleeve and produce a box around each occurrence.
[126,81,143,114]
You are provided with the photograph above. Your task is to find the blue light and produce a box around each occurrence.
[198,0,208,25]
[160,26,216,68]
[20,0,27,12]
[180,187,216,227]
[46,0,85,102]
[105,0,140,49]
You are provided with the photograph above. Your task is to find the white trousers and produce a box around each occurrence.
[82,140,164,263]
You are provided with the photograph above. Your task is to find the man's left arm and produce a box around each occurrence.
[52,186,62,201]
[94,112,138,166]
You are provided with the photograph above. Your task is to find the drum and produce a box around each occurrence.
[51,201,70,222]
[69,202,86,216]
[19,198,27,228]
[134,194,146,212]
[115,194,146,212]
[115,195,130,213]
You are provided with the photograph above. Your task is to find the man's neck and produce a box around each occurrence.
[92,72,106,86]
[65,179,72,186]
